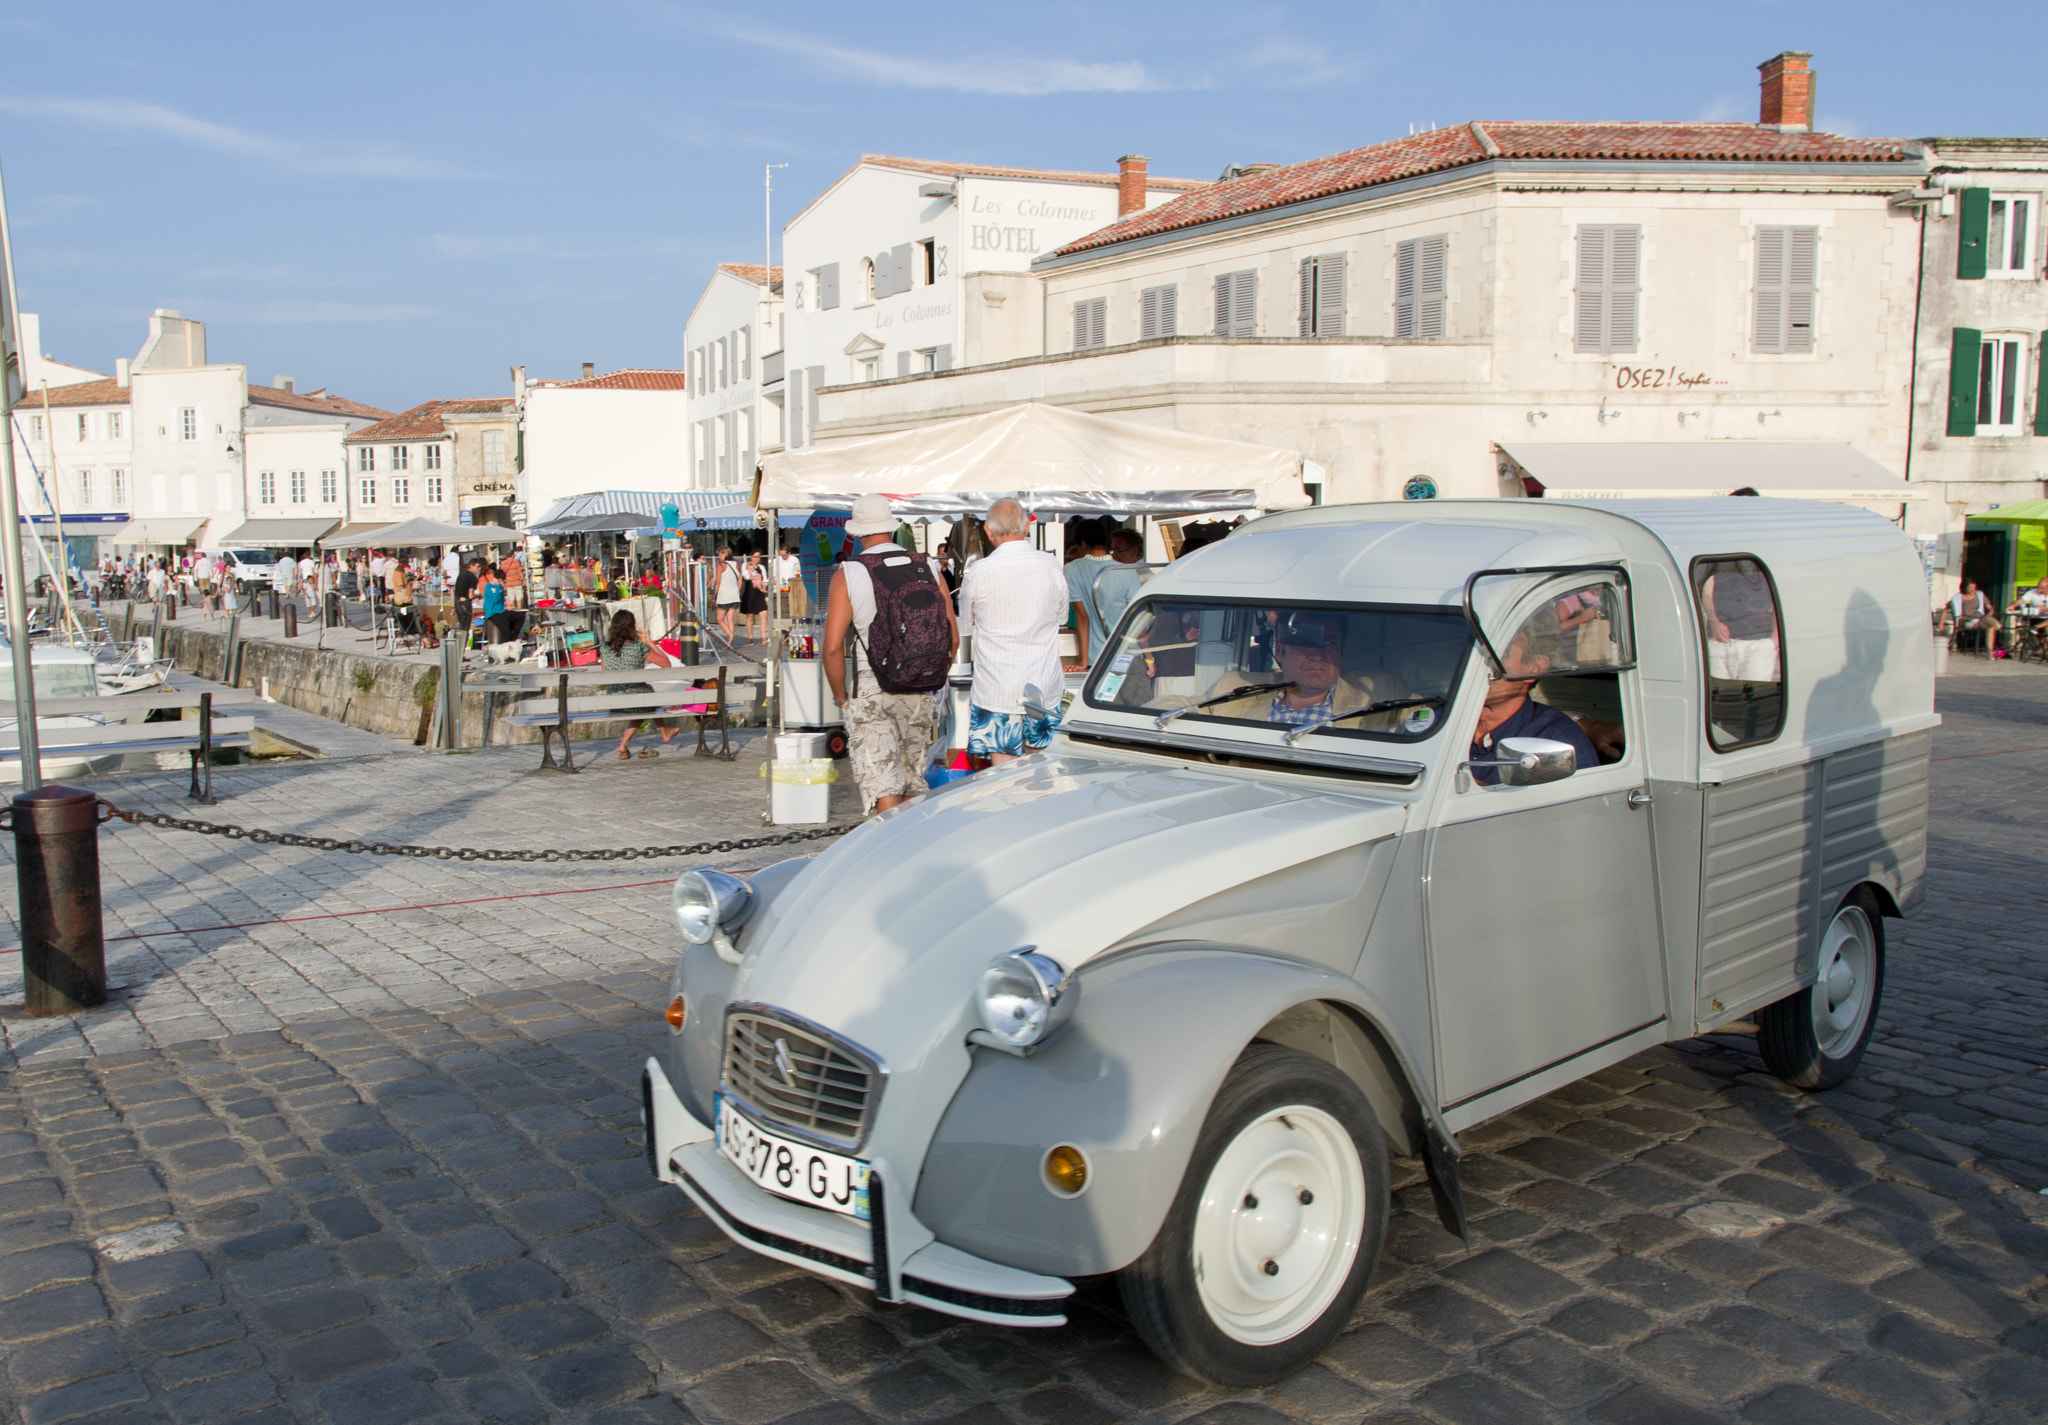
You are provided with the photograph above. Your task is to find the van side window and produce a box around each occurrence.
[1692,556,1785,750]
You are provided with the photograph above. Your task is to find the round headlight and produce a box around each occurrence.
[975,950,1077,1049]
[671,869,753,945]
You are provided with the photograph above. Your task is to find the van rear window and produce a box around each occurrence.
[1691,556,1785,750]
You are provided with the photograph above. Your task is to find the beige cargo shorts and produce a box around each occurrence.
[843,690,934,813]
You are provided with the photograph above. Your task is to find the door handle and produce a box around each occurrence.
[1627,788,1653,810]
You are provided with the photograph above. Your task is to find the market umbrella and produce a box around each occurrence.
[1965,500,2048,525]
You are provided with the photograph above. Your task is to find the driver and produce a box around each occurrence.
[1469,615,1599,786]
[1197,615,1410,731]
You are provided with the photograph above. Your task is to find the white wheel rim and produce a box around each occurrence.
[1191,1104,1366,1346]
[1811,905,1876,1059]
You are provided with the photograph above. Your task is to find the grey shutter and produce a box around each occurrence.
[1156,285,1176,336]
[1298,258,1314,337]
[935,344,952,371]
[807,365,824,433]
[1394,239,1417,338]
[1140,285,1176,339]
[1416,237,1444,339]
[818,263,839,310]
[1317,253,1346,336]
[740,325,752,379]
[1753,226,1786,353]
[1093,298,1108,347]
[1214,275,1231,334]
[890,243,912,297]
[1074,298,1106,349]
[1074,301,1088,349]
[1607,226,1640,353]
[1784,227,1817,353]
[897,351,910,378]
[1574,226,1608,352]
[787,369,803,448]
[1226,271,1256,337]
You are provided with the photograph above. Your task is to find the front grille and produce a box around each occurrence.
[722,1008,881,1151]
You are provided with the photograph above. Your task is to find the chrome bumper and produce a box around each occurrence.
[641,1057,1072,1327]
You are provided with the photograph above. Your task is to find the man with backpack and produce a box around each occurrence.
[823,494,959,814]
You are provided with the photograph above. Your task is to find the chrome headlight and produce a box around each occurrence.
[671,869,753,946]
[974,949,1077,1051]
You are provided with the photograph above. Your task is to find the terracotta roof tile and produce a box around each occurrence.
[717,263,784,287]
[1051,123,1914,257]
[546,368,688,391]
[247,384,394,421]
[344,398,509,443]
[863,154,1208,192]
[18,378,128,408]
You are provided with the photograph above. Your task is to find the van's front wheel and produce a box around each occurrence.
[1757,890,1885,1090]
[1118,1045,1388,1387]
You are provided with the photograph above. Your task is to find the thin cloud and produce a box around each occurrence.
[0,96,469,180]
[430,234,687,262]
[722,27,1180,96]
[241,299,438,324]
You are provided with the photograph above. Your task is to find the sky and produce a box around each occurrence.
[0,0,2041,413]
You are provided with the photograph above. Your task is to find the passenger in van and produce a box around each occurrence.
[1701,561,1782,681]
[1198,615,1410,731]
[1468,621,1600,786]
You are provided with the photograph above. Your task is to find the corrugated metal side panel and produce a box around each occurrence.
[1697,764,1818,1019]
[1818,731,1931,917]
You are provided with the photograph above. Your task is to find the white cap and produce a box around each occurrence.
[844,493,896,537]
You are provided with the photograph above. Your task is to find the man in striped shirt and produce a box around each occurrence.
[960,499,1068,763]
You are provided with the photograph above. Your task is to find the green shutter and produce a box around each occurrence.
[1958,188,1991,280]
[2036,332,2048,437]
[1948,328,1982,436]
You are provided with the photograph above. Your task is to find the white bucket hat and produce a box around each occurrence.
[843,493,897,537]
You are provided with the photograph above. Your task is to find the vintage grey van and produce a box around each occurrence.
[640,498,1935,1385]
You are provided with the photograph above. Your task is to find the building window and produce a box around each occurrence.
[1140,284,1179,340]
[918,238,937,285]
[1573,224,1641,354]
[320,470,338,503]
[393,477,410,505]
[111,469,127,506]
[860,258,876,302]
[258,471,276,504]
[423,444,442,469]
[390,445,409,470]
[1072,296,1107,350]
[1752,226,1818,354]
[1989,195,2038,278]
[77,470,93,507]
[859,356,881,382]
[482,430,506,475]
[28,414,41,442]
[425,476,444,505]
[1213,270,1257,337]
[1394,236,1446,338]
[359,478,376,506]
[1978,335,2028,434]
[108,412,123,440]
[357,446,373,472]
[289,471,306,504]
[179,407,198,441]
[76,413,88,442]
[1299,253,1349,337]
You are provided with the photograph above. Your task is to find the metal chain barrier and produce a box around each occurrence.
[95,798,850,863]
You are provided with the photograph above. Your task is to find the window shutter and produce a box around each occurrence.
[1784,227,1817,354]
[1752,226,1785,353]
[1416,238,1444,339]
[1075,301,1088,349]
[1141,286,1160,340]
[1394,239,1417,338]
[1092,298,1107,348]
[1573,227,1608,352]
[1947,328,1982,436]
[740,325,752,379]
[1214,275,1231,334]
[1957,188,1991,281]
[1606,226,1640,353]
[888,243,913,296]
[1297,258,1314,337]
[897,351,910,378]
[935,344,953,371]
[787,370,803,448]
[807,366,824,433]
[1232,271,1256,337]
[818,263,840,309]
[1158,284,1176,336]
[1317,253,1346,336]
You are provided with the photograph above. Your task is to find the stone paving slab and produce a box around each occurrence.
[0,672,2041,1423]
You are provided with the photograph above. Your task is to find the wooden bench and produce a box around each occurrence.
[478,665,762,772]
[0,690,258,802]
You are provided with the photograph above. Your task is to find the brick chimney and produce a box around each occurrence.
[582,362,595,380]
[1758,51,1814,131]
[274,374,294,392]
[1117,154,1148,218]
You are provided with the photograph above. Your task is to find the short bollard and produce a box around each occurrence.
[164,596,177,621]
[282,601,297,638]
[10,786,107,1015]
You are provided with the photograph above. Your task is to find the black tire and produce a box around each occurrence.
[1118,1044,1388,1387]
[1757,888,1886,1090]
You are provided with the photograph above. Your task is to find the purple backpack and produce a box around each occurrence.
[854,550,951,693]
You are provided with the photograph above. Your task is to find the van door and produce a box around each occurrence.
[1426,569,1668,1109]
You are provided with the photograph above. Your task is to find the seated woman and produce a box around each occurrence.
[602,609,681,759]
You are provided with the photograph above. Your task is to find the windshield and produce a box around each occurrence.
[228,549,279,566]
[1085,599,1472,742]
[0,661,101,700]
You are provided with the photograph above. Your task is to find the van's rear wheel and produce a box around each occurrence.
[1118,1044,1387,1387]
[1757,890,1885,1090]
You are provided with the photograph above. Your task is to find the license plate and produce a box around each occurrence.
[715,1095,870,1220]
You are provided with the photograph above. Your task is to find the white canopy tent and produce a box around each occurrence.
[755,402,1312,516]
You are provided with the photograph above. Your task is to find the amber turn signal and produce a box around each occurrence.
[1043,1144,1088,1197]
[664,996,687,1031]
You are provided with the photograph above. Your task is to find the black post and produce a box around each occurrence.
[223,612,243,686]
[164,595,177,621]
[282,601,297,639]
[677,606,700,666]
[13,786,107,1015]
[118,604,133,643]
[150,602,165,653]
[556,672,575,773]
[189,692,214,802]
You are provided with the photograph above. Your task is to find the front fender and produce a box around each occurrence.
[912,944,1426,1278]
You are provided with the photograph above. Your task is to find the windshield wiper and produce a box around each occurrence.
[1153,680,1297,730]
[1282,696,1446,746]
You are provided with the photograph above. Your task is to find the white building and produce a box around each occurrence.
[780,154,1206,448]
[8,372,132,575]
[685,264,781,490]
[817,56,1934,525]
[337,400,502,532]
[515,367,689,517]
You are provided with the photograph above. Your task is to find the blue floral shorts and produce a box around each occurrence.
[968,702,1061,758]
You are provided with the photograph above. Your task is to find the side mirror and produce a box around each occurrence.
[1021,682,1050,719]
[1472,736,1577,787]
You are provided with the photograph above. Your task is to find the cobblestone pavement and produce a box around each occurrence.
[0,673,2044,1424]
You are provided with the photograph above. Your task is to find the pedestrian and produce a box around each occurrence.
[740,550,769,643]
[823,494,958,814]
[777,540,807,619]
[711,544,740,643]
[959,497,1067,764]
[145,560,168,602]
[441,545,460,589]
[481,564,516,646]
[1063,520,1115,671]
[602,608,681,759]
[451,557,481,639]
